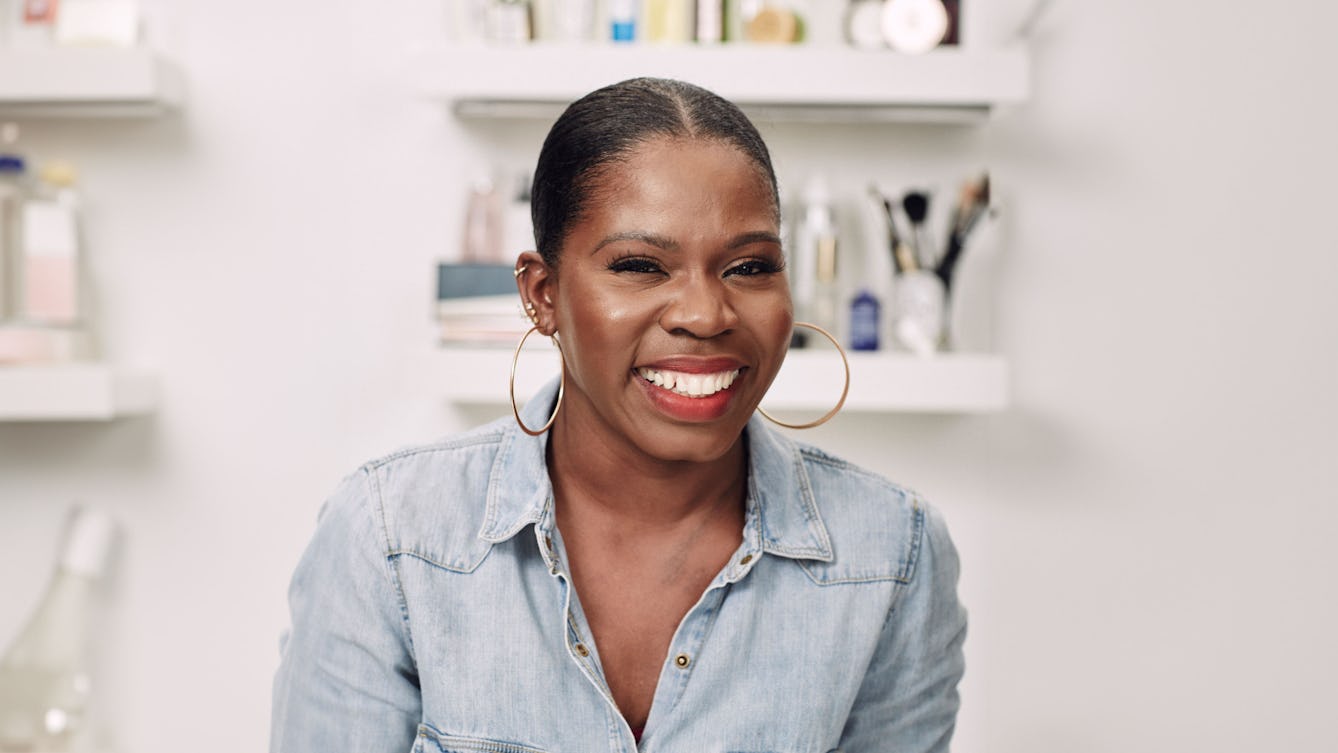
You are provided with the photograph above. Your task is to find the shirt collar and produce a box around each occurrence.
[477,378,834,563]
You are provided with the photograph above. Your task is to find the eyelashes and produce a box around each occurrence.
[605,253,784,278]
[606,255,663,275]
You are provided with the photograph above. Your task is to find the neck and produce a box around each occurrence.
[546,411,748,530]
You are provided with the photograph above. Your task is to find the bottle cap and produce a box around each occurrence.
[59,506,119,578]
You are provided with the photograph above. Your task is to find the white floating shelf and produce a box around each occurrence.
[435,347,1008,414]
[0,48,184,117]
[0,365,159,421]
[418,44,1029,123]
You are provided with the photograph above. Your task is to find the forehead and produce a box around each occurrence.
[587,136,775,213]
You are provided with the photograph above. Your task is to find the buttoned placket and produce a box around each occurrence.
[534,504,636,752]
[531,493,767,752]
[634,495,765,751]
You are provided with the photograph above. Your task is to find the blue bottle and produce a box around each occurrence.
[849,289,880,351]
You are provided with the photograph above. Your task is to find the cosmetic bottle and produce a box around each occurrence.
[695,0,723,43]
[485,0,531,43]
[849,288,879,351]
[723,0,761,42]
[811,234,840,340]
[19,161,84,328]
[550,0,595,41]
[643,0,691,43]
[0,507,118,753]
[791,176,837,347]
[461,175,503,263]
[609,0,637,41]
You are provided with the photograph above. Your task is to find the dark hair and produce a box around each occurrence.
[531,77,779,268]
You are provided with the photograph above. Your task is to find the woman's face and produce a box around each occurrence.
[541,136,792,464]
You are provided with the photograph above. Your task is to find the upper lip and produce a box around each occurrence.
[636,356,747,374]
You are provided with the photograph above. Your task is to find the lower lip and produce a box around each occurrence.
[635,371,743,422]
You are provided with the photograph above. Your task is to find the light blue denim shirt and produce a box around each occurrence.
[271,380,966,753]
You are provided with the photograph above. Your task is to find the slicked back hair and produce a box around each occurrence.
[530,77,780,268]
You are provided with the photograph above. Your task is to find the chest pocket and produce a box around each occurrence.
[415,725,551,753]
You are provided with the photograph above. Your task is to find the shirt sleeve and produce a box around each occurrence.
[839,501,968,752]
[270,468,421,753]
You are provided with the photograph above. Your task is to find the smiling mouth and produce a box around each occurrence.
[636,367,742,398]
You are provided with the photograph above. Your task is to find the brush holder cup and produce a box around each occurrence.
[892,270,945,355]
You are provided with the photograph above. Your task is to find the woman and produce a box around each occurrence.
[271,77,965,753]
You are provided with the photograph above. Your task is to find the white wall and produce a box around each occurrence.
[3,1,1336,752]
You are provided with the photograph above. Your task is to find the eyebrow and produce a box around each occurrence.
[592,230,782,254]
[593,231,679,254]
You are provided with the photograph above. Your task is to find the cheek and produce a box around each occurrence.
[742,290,794,342]
[556,278,658,362]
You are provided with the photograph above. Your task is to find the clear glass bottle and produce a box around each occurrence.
[810,235,840,341]
[791,176,838,347]
[0,507,118,753]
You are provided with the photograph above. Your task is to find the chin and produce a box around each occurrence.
[630,421,749,465]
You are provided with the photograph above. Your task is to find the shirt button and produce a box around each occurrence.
[574,643,590,657]
[740,553,754,565]
[674,653,691,669]
[544,535,553,551]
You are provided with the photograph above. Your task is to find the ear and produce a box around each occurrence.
[514,251,559,335]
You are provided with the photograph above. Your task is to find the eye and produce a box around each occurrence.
[607,255,664,275]
[725,258,782,277]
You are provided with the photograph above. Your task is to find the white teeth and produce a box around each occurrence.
[637,367,741,398]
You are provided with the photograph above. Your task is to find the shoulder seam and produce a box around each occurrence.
[362,430,506,471]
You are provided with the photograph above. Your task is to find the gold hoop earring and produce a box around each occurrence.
[757,321,850,430]
[510,325,566,436]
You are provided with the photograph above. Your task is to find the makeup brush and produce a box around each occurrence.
[871,185,915,274]
[901,190,933,269]
[935,173,991,293]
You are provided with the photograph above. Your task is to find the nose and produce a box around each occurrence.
[659,272,739,339]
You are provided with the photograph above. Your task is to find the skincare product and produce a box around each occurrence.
[695,0,723,43]
[723,0,761,42]
[849,289,880,351]
[461,175,504,263]
[791,176,837,347]
[745,4,799,43]
[881,0,948,54]
[811,234,840,340]
[0,507,118,753]
[486,0,531,43]
[548,0,595,41]
[643,0,691,43]
[20,162,83,327]
[609,0,637,41]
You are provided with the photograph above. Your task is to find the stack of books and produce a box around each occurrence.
[436,263,530,345]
